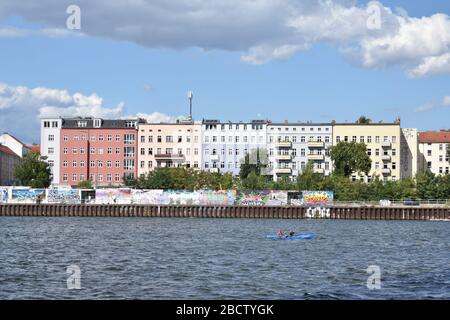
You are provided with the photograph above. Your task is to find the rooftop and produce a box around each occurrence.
[0,144,19,157]
[418,130,450,143]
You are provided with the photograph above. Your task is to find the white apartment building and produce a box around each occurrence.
[418,131,450,175]
[267,123,333,181]
[40,118,63,184]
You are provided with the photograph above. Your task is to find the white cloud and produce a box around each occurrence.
[415,95,450,113]
[0,26,82,38]
[0,82,178,142]
[408,53,450,78]
[1,1,450,76]
[129,112,183,123]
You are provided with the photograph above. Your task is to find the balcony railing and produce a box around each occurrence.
[381,141,391,148]
[274,168,292,174]
[307,154,325,161]
[307,141,325,148]
[381,155,391,161]
[313,168,325,174]
[154,153,185,160]
[381,168,391,175]
[274,141,292,148]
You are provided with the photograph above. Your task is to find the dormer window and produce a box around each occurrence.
[77,121,87,127]
[94,119,102,128]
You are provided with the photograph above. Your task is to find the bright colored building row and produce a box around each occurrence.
[40,117,450,187]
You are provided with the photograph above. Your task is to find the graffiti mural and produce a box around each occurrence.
[95,188,133,204]
[10,188,45,203]
[198,190,236,206]
[0,187,9,203]
[235,190,288,206]
[302,191,334,206]
[46,189,81,204]
[132,189,164,204]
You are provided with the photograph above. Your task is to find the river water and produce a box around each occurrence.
[0,217,448,299]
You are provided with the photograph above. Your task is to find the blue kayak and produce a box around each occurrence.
[267,234,316,240]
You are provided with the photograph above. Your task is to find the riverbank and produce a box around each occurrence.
[0,204,449,220]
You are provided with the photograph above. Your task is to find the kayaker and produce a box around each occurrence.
[277,228,284,236]
[289,231,295,236]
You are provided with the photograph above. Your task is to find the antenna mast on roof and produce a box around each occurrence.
[187,90,193,121]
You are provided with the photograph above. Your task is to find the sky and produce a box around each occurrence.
[0,0,449,143]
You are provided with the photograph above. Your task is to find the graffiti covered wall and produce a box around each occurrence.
[95,188,133,204]
[235,190,288,206]
[0,187,9,203]
[46,189,81,204]
[302,191,334,206]
[10,188,45,203]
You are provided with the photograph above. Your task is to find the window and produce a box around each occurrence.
[80,161,85,168]
[124,147,135,157]
[107,147,112,154]
[72,148,77,155]
[44,121,50,128]
[115,160,120,168]
[375,136,380,143]
[98,174,103,182]
[99,135,104,141]
[166,136,173,143]
[90,147,95,154]
[141,148,145,155]
[107,174,112,182]
[80,148,85,154]
[427,150,432,156]
[63,174,68,181]
[116,148,120,154]
[63,161,68,168]
[141,136,145,143]
[48,135,54,141]
[90,161,95,168]
[124,134,135,144]
[336,136,340,143]
[63,135,68,141]
[115,135,120,142]
[392,162,396,170]
[392,149,397,156]
[360,136,364,143]
[80,174,85,181]
[94,119,102,128]
[427,161,432,169]
[48,147,54,154]
[108,135,113,141]
[148,161,153,169]
[52,121,58,128]
[115,174,120,182]
[72,174,77,182]
[72,161,77,168]
[367,136,372,143]
[77,121,87,127]
[157,136,162,143]
[91,135,96,141]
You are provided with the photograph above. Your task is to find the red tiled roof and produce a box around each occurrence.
[27,144,40,153]
[0,144,19,157]
[418,131,450,143]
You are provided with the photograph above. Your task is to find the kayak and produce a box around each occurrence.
[267,234,316,239]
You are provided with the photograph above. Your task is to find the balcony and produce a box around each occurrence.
[209,168,219,173]
[210,154,220,161]
[275,154,292,161]
[381,141,391,148]
[275,141,292,148]
[313,168,325,174]
[381,168,391,175]
[381,155,391,161]
[155,153,185,161]
[274,168,292,174]
[307,154,325,161]
[307,141,325,148]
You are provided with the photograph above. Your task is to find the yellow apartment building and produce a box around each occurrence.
[333,122,402,182]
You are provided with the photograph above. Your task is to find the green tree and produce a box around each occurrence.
[14,152,51,188]
[239,148,268,179]
[415,170,437,199]
[330,142,371,177]
[356,116,372,124]
[77,180,93,189]
[296,162,322,190]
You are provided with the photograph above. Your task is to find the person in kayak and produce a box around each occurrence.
[277,229,295,236]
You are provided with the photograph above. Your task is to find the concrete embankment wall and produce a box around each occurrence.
[0,204,449,220]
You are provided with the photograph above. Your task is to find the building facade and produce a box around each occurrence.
[418,131,450,175]
[40,118,63,184]
[0,133,31,158]
[400,128,418,179]
[332,123,402,182]
[137,121,202,176]
[0,144,21,185]
[201,120,267,175]
[266,123,333,181]
[59,118,143,187]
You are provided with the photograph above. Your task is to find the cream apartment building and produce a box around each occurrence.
[137,121,202,176]
[418,130,450,175]
[333,122,402,182]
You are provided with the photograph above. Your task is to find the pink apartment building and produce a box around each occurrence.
[60,118,144,187]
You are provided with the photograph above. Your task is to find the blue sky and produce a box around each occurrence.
[0,0,449,142]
